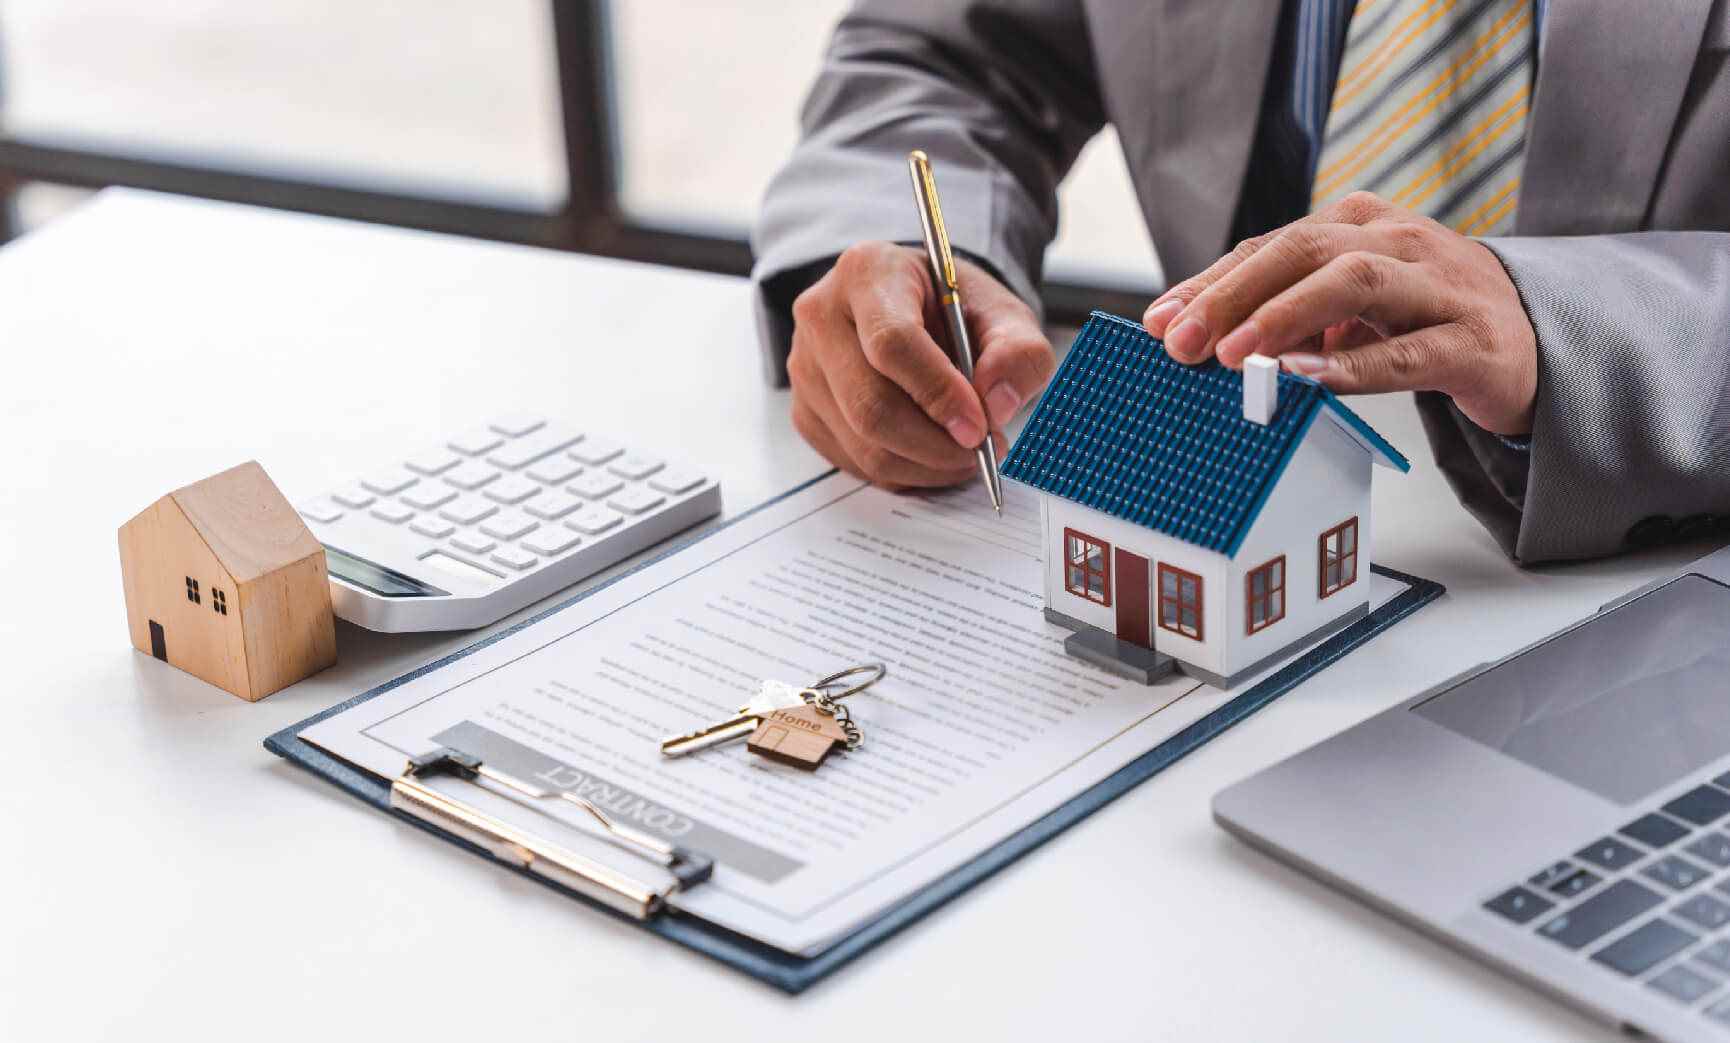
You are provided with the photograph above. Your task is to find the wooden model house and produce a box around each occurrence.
[1001,312,1409,687]
[119,461,337,701]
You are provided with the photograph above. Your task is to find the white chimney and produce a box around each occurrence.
[1243,354,1278,425]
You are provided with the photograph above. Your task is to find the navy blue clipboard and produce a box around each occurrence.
[265,472,1443,994]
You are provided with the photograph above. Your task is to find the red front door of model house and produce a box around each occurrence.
[1114,548,1151,647]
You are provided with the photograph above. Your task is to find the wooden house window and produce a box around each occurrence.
[1319,518,1359,598]
[1157,564,1204,640]
[185,576,201,605]
[213,589,228,616]
[1063,529,1112,606]
[1246,556,1285,635]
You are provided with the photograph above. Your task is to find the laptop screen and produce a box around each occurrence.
[1412,574,1730,806]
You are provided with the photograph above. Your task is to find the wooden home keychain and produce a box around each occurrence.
[747,663,883,771]
[659,663,885,772]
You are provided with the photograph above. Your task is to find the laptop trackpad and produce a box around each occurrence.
[1412,574,1730,806]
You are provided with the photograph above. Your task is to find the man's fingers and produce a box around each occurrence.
[1164,223,1386,364]
[1143,232,1272,336]
[847,266,989,450]
[1285,326,1463,395]
[959,269,1054,427]
[795,347,975,484]
[792,398,867,482]
[1143,191,1402,341]
[1214,250,1434,368]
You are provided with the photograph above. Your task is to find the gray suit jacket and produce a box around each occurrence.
[751,0,1730,565]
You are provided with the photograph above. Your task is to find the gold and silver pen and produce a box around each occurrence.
[907,149,1004,514]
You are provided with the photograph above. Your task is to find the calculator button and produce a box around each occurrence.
[1537,879,1662,949]
[448,429,504,455]
[1688,833,1730,868]
[439,496,498,525]
[444,461,501,490]
[1696,939,1730,974]
[570,438,624,465]
[1642,855,1707,891]
[1590,918,1696,976]
[451,532,497,555]
[1622,813,1691,849]
[1709,997,1730,1028]
[487,426,583,470]
[361,468,419,495]
[410,517,456,539]
[609,487,665,515]
[331,486,376,509]
[1547,868,1601,898]
[484,475,542,505]
[566,506,623,535]
[298,499,343,524]
[1675,893,1730,930]
[480,511,539,541]
[649,467,706,495]
[1483,886,1551,925]
[491,546,538,571]
[521,528,582,557]
[608,454,664,480]
[405,448,462,476]
[401,485,458,511]
[1576,837,1645,871]
[1649,963,1720,1005]
[525,490,582,520]
[489,415,545,437]
[526,458,584,485]
[370,504,414,524]
[569,472,624,500]
[1665,786,1730,827]
[1529,862,1575,889]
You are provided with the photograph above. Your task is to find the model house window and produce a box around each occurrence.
[1246,556,1285,635]
[1063,529,1112,606]
[1320,518,1359,598]
[1158,564,1204,640]
[185,576,200,605]
[213,589,228,616]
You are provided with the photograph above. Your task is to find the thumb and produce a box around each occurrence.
[960,265,1056,428]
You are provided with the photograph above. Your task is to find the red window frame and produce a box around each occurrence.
[1062,528,1112,606]
[1245,555,1286,635]
[1319,517,1359,598]
[1157,563,1204,641]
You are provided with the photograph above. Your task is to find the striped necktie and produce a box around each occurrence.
[1311,0,1536,237]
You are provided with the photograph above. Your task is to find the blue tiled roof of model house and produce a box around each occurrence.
[1000,311,1408,557]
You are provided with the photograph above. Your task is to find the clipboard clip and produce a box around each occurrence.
[390,748,714,920]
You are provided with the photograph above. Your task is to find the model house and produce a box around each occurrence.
[119,460,337,701]
[1000,312,1409,687]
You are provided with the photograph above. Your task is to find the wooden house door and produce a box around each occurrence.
[1114,549,1151,648]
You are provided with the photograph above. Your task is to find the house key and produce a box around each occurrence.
[659,680,812,758]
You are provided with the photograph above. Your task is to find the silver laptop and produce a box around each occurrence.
[1215,545,1730,1042]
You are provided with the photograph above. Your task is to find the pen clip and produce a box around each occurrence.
[908,151,958,292]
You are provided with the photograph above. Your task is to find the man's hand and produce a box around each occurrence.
[788,241,1055,488]
[1141,191,1538,435]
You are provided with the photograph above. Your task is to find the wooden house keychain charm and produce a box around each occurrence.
[746,665,878,771]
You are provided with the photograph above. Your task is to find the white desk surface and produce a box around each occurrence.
[2,189,1717,1041]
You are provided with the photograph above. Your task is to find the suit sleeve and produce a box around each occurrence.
[749,0,1107,386]
[1414,231,1730,563]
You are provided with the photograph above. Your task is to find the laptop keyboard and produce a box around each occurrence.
[1484,770,1730,1025]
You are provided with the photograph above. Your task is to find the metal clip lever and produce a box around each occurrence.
[391,748,714,919]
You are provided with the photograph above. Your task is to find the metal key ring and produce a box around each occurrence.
[808,662,886,701]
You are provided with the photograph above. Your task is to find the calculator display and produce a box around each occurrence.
[323,545,448,598]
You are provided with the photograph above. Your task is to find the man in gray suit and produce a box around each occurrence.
[750,0,1730,564]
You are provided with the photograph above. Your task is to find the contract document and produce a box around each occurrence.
[304,472,1405,955]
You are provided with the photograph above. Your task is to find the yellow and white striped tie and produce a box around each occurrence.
[1312,0,1535,237]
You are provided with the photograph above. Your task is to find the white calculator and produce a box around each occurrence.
[295,415,721,632]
